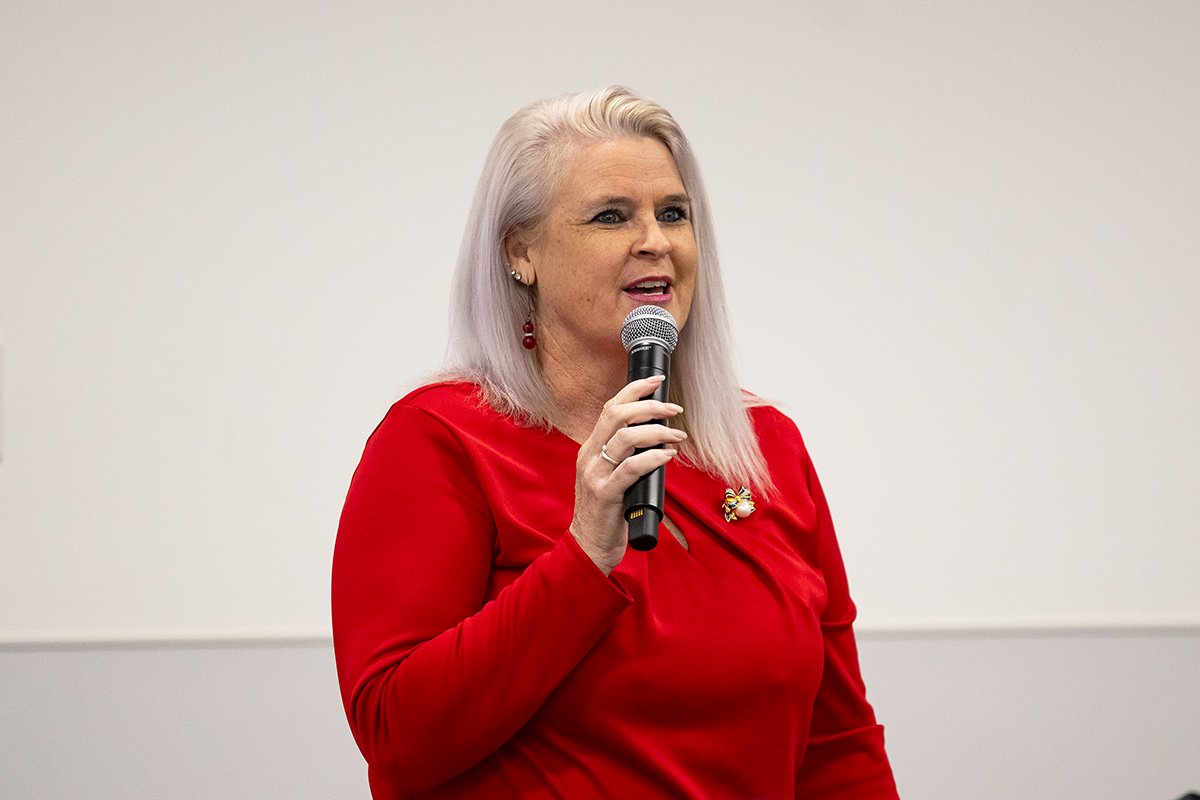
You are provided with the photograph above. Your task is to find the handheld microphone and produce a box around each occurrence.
[620,306,679,551]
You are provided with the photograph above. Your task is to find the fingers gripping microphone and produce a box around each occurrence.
[620,306,680,551]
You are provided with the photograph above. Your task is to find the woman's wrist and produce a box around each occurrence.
[569,523,623,576]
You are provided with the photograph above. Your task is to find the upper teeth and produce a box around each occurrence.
[633,281,668,289]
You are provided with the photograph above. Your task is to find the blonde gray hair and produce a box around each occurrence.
[445,86,770,491]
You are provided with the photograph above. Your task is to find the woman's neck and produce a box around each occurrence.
[537,330,626,444]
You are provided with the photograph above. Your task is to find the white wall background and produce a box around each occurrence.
[1,1,1198,797]
[2,1,1198,641]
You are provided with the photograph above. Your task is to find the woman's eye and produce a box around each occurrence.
[658,206,689,223]
[592,209,623,224]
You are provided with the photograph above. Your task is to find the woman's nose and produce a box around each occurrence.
[634,219,672,259]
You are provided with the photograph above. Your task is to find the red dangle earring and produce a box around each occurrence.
[505,261,536,349]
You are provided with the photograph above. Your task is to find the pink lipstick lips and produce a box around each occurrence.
[623,276,673,302]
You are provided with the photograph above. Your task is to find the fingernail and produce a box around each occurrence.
[667,404,684,413]
[673,430,688,439]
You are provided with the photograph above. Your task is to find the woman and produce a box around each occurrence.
[332,86,898,798]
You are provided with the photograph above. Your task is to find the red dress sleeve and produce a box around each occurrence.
[791,433,899,798]
[331,400,632,796]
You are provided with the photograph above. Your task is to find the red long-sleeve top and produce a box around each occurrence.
[332,382,897,798]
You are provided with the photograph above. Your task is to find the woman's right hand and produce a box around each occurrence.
[570,375,686,575]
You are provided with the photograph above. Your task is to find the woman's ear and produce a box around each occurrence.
[502,228,536,286]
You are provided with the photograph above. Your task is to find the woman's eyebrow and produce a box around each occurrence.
[583,193,691,207]
[584,196,635,208]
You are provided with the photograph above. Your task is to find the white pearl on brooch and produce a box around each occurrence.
[722,485,756,522]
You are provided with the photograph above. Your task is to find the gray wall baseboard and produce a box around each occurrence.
[2,630,1197,799]
[859,629,1200,800]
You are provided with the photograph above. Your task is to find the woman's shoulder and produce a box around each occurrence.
[383,380,501,431]
[740,391,816,472]
[742,391,804,439]
[395,380,483,411]
[354,381,510,466]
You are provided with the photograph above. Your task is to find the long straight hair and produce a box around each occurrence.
[444,86,770,492]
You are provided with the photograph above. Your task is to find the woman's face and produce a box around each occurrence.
[510,136,698,359]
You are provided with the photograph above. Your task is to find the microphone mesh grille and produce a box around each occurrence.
[620,306,679,353]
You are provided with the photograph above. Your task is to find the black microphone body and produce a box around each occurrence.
[624,340,670,550]
[621,309,677,551]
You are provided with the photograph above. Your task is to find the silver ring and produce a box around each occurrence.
[599,444,622,467]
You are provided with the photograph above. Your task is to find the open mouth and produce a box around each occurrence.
[623,278,672,300]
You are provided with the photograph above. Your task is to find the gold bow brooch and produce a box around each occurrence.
[723,486,756,522]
